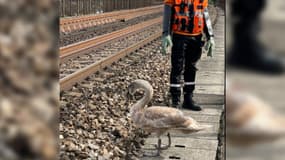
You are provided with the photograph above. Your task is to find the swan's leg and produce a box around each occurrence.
[157,138,162,156]
[159,133,171,150]
[167,132,172,147]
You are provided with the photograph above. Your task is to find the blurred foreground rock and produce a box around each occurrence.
[0,0,58,159]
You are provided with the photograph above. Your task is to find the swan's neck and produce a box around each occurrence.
[130,87,153,117]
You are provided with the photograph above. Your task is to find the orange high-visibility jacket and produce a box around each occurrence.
[164,0,208,36]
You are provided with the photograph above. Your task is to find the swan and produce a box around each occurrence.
[226,82,285,146]
[127,79,211,156]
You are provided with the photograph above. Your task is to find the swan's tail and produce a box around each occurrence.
[179,125,212,134]
[197,124,213,130]
[178,118,213,134]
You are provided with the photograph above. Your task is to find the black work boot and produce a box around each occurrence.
[171,94,181,108]
[228,47,285,74]
[182,94,202,111]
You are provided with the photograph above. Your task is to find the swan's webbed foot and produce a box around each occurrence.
[140,133,172,157]
[139,148,160,157]
[138,144,161,157]
[141,150,161,157]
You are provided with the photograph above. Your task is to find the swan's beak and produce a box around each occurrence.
[126,91,134,101]
[127,84,135,100]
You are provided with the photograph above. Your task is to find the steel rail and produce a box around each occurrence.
[60,17,162,62]
[60,5,161,24]
[60,5,162,33]
[60,32,161,91]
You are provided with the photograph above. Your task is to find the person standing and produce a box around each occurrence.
[162,0,215,111]
[228,0,285,74]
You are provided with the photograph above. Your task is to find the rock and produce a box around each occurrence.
[59,135,64,139]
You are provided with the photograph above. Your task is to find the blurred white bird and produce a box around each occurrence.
[128,79,211,156]
[226,82,285,146]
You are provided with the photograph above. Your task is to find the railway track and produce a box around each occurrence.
[60,28,162,90]
[60,5,162,33]
[59,17,162,92]
[60,12,162,47]
[60,17,162,62]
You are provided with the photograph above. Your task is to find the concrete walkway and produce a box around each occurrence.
[141,7,225,160]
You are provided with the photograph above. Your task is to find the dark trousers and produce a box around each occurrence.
[231,0,265,54]
[170,33,203,96]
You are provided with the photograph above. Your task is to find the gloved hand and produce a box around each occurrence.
[162,34,173,55]
[204,37,215,57]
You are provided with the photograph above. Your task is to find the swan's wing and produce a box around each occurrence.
[141,107,193,129]
[227,94,285,142]
[229,111,285,137]
[227,101,258,128]
[227,93,273,128]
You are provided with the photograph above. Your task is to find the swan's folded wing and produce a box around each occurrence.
[142,107,192,129]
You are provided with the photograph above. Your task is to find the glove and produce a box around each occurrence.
[204,37,215,57]
[162,35,173,55]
